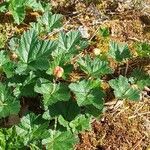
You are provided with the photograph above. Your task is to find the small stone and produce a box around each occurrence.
[78,26,90,39]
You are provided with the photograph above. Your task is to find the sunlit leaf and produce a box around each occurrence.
[78,55,112,78]
[35,78,70,107]
[109,75,140,101]
[109,41,131,62]
[15,113,49,146]
[42,130,78,150]
[0,83,20,118]
[14,29,56,73]
[69,80,104,109]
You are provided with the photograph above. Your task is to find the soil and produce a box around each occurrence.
[76,98,150,150]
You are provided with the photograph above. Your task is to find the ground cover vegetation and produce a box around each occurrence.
[0,0,150,149]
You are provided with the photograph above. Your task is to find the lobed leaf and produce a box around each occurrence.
[109,41,131,62]
[9,0,26,24]
[42,130,78,150]
[37,11,62,32]
[15,113,49,146]
[0,50,15,78]
[0,83,20,118]
[69,80,104,109]
[14,29,56,73]
[43,101,80,122]
[35,78,71,107]
[69,115,91,133]
[78,55,112,78]
[130,69,150,90]
[109,75,140,101]
[136,42,150,57]
[0,127,24,149]
[52,31,87,63]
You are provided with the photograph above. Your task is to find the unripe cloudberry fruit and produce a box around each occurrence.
[93,48,101,56]
[53,66,64,78]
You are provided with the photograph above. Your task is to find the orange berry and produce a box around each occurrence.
[53,66,64,78]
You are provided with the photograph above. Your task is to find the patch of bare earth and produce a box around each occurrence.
[76,97,150,150]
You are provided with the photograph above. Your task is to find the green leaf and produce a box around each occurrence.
[43,83,70,106]
[109,41,131,62]
[15,113,49,146]
[2,62,15,78]
[20,72,37,97]
[25,0,44,12]
[109,75,140,101]
[35,78,70,107]
[69,115,91,133]
[20,83,37,97]
[58,113,92,133]
[37,11,62,32]
[58,115,69,129]
[58,114,92,133]
[9,0,26,24]
[0,83,20,118]
[0,50,9,66]
[9,71,37,97]
[99,27,110,37]
[130,69,150,90]
[9,0,48,24]
[69,80,104,109]
[85,105,103,117]
[14,29,56,73]
[34,78,53,94]
[52,31,86,63]
[136,42,150,57]
[8,37,19,51]
[42,130,78,150]
[78,55,112,78]
[0,2,7,13]
[58,31,80,53]
[15,62,28,74]
[43,101,80,121]
[0,127,24,149]
[0,130,5,149]
[0,50,15,77]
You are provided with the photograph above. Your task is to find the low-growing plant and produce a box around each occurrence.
[0,6,145,150]
[0,0,51,24]
[136,42,150,57]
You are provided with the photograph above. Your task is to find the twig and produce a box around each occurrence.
[128,36,150,44]
[124,60,129,76]
[44,20,71,39]
[89,27,100,42]
[132,138,143,150]
[129,111,150,119]
[113,106,129,118]
[54,117,58,133]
